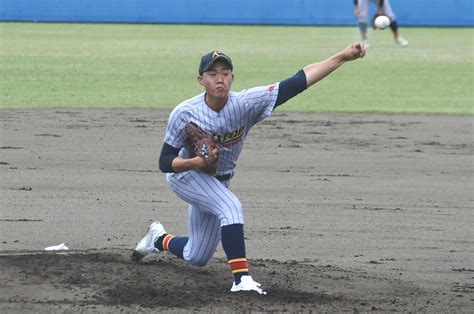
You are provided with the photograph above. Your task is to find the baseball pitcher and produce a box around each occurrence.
[132,42,366,294]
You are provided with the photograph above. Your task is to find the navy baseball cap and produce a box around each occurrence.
[198,51,233,75]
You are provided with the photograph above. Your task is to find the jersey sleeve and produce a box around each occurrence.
[242,83,280,126]
[163,106,189,149]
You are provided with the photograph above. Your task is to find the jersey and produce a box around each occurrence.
[163,83,280,178]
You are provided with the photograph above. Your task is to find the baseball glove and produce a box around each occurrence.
[371,14,380,29]
[185,122,219,175]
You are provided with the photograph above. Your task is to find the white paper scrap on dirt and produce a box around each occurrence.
[44,243,70,251]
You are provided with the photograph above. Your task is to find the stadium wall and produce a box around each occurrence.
[0,0,473,27]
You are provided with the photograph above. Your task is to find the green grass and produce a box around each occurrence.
[0,22,473,114]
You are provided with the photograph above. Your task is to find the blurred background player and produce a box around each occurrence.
[354,0,408,47]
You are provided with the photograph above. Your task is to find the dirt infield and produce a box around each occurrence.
[1,109,473,312]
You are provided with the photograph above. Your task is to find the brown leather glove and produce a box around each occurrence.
[185,122,219,175]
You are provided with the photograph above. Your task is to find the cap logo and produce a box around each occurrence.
[199,50,232,75]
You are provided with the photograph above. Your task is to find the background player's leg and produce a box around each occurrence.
[357,0,370,45]
[383,0,408,46]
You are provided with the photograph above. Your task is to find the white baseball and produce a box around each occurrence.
[374,15,390,30]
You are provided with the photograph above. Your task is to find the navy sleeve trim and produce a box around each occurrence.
[274,69,307,109]
[159,142,180,173]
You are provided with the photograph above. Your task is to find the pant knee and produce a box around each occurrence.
[183,245,214,267]
[218,202,244,226]
[185,255,211,267]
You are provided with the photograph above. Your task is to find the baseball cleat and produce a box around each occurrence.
[395,36,408,47]
[362,39,370,49]
[230,275,267,295]
[131,221,166,262]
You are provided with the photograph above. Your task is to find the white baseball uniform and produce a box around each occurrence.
[163,84,279,265]
[356,0,396,22]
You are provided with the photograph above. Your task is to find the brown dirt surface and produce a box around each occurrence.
[1,109,473,313]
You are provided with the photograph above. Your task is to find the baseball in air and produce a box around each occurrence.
[374,15,391,30]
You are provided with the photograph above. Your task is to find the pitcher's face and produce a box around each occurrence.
[198,61,234,99]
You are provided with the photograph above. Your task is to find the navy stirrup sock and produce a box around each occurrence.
[155,234,188,259]
[221,223,249,284]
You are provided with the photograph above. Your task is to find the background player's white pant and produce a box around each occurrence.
[357,0,396,22]
[167,171,244,266]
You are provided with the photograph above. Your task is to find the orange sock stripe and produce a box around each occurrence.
[232,268,249,274]
[162,234,174,251]
[228,258,247,264]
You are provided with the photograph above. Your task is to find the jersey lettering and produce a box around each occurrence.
[213,126,245,148]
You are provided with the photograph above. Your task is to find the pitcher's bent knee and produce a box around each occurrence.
[218,202,244,226]
[185,255,212,267]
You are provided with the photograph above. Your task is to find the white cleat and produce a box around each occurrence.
[362,39,370,49]
[395,36,408,47]
[131,221,166,262]
[230,275,267,295]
